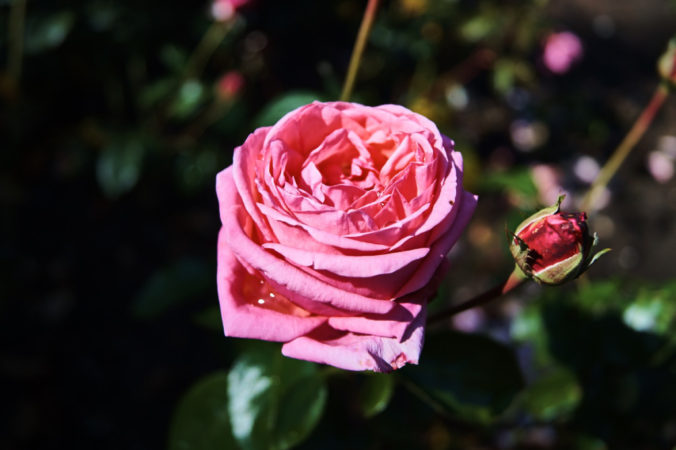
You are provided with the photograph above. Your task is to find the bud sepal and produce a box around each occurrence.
[658,37,676,88]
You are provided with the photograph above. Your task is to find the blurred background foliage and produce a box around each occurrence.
[2,0,676,448]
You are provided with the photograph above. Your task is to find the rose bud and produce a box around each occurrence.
[657,37,676,86]
[508,196,609,285]
[215,71,245,101]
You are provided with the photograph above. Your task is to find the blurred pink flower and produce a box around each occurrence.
[531,164,571,208]
[647,150,674,183]
[216,71,245,101]
[543,31,583,74]
[211,0,249,22]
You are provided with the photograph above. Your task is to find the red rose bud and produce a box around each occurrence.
[509,196,610,285]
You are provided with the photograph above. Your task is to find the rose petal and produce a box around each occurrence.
[395,190,478,298]
[282,306,426,372]
[218,169,398,315]
[217,228,326,341]
[257,202,391,252]
[327,300,423,340]
[229,131,276,242]
[262,242,429,278]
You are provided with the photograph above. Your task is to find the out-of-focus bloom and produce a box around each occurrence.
[543,32,583,74]
[530,164,571,208]
[647,150,674,184]
[510,120,549,152]
[211,0,249,22]
[647,135,676,184]
[509,196,609,285]
[573,155,600,184]
[215,71,245,101]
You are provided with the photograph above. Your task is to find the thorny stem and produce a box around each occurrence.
[427,267,527,324]
[581,51,676,213]
[7,0,27,84]
[340,0,380,101]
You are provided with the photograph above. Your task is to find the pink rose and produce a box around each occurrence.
[543,31,583,74]
[216,101,477,371]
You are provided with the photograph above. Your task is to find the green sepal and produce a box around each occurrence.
[658,37,676,86]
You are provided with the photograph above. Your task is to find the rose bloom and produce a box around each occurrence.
[216,101,477,371]
[543,31,583,74]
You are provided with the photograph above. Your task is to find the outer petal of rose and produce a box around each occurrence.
[264,102,342,153]
[262,242,428,278]
[229,128,276,242]
[327,300,422,340]
[282,307,426,372]
[217,229,326,342]
[395,190,478,298]
[218,169,397,315]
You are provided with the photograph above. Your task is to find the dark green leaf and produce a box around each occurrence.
[254,91,323,127]
[519,366,582,421]
[132,258,212,319]
[622,284,676,334]
[96,137,145,199]
[170,79,207,120]
[168,372,237,450]
[405,331,524,423]
[227,342,327,450]
[479,167,538,200]
[193,306,223,332]
[160,44,189,73]
[25,12,75,54]
[358,373,395,418]
[139,78,175,110]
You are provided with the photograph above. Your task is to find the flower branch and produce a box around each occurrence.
[340,0,380,101]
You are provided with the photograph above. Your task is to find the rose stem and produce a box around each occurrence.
[149,20,232,133]
[183,21,232,81]
[581,53,676,213]
[427,267,527,325]
[340,0,380,101]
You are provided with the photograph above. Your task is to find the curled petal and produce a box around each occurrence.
[282,306,426,372]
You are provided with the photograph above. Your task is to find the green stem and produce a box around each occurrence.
[427,267,526,325]
[340,0,380,101]
[7,0,27,83]
[581,49,676,213]
[184,21,231,80]
[581,82,670,213]
[151,21,231,131]
[398,375,453,420]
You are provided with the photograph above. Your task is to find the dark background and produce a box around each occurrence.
[2,0,676,449]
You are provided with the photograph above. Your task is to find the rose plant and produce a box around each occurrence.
[216,101,477,371]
